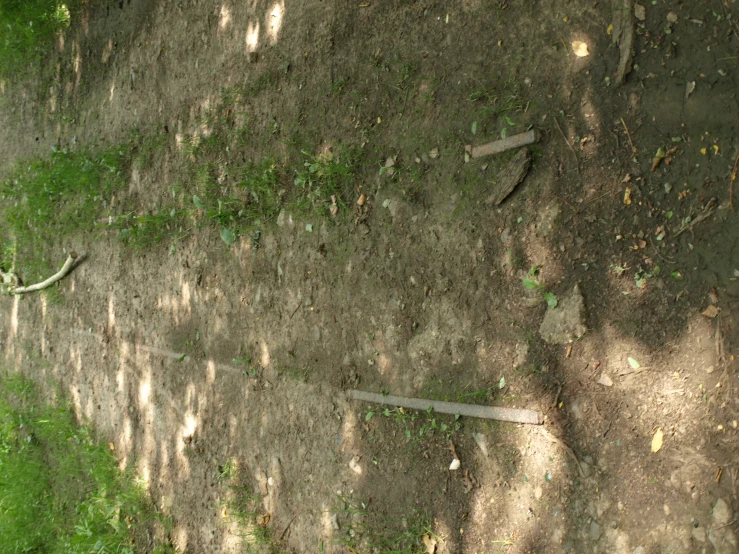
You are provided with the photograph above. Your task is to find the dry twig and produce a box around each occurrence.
[554,117,579,174]
[620,117,637,154]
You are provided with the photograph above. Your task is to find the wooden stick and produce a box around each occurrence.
[620,117,637,154]
[553,117,579,174]
[7,253,78,295]
[348,389,543,425]
[465,129,539,159]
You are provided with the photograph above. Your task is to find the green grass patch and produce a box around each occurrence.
[0,144,128,285]
[217,458,284,553]
[0,371,173,553]
[0,0,76,78]
[336,495,433,554]
[0,84,363,278]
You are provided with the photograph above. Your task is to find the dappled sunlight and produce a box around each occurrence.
[320,503,337,546]
[259,337,271,369]
[9,294,19,342]
[265,1,284,45]
[120,415,133,471]
[173,525,189,552]
[139,368,152,406]
[578,84,603,144]
[156,275,193,327]
[246,20,260,52]
[101,39,114,64]
[219,4,233,30]
[206,359,217,385]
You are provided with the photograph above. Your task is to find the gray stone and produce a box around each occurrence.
[692,527,706,543]
[539,284,587,344]
[472,433,488,458]
[709,528,739,554]
[713,498,733,526]
[590,521,602,541]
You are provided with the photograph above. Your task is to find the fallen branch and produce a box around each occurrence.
[349,389,543,425]
[2,252,78,295]
[614,0,635,84]
[484,148,532,205]
[620,117,637,154]
[465,129,539,159]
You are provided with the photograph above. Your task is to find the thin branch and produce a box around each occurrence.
[553,117,579,174]
[620,117,637,154]
[5,253,78,295]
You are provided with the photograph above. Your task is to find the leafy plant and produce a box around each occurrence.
[521,266,558,307]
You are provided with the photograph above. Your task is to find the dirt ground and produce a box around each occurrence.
[2,0,739,552]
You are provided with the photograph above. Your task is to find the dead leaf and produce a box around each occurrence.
[685,81,696,100]
[624,186,632,205]
[571,41,590,57]
[449,458,461,471]
[429,147,439,159]
[634,4,646,21]
[257,513,271,527]
[356,194,367,206]
[108,442,115,452]
[702,305,720,318]
[666,12,678,23]
[622,173,632,183]
[597,373,614,387]
[651,147,666,172]
[651,428,664,453]
[422,533,438,554]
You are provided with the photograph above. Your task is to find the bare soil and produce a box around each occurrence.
[2,0,739,553]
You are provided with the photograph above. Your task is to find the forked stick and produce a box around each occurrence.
[2,252,78,295]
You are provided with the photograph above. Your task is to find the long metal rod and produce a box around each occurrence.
[349,389,543,425]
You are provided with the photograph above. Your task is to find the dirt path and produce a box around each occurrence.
[3,0,739,553]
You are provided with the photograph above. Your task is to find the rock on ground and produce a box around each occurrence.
[539,284,587,344]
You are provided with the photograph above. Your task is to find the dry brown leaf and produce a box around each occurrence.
[108,442,115,452]
[634,4,646,21]
[702,305,720,318]
[571,41,590,57]
[624,186,632,205]
[356,194,367,206]
[651,428,664,453]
